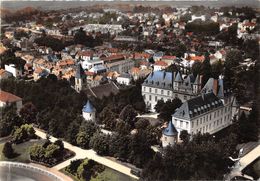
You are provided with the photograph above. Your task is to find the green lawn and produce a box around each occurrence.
[0,139,46,162]
[91,167,136,181]
[62,163,137,181]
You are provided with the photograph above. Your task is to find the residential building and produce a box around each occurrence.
[0,90,22,112]
[0,69,13,79]
[4,64,22,78]
[116,73,132,85]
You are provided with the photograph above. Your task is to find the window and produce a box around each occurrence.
[186,122,188,128]
[206,125,208,131]
[149,95,152,101]
[192,122,194,128]
[200,118,202,124]
[161,90,164,94]
[203,117,205,123]
[155,96,157,101]
[210,114,212,120]
[149,88,152,92]
[209,123,211,129]
[206,115,208,122]
[184,95,187,100]
[214,112,216,118]
[167,91,170,96]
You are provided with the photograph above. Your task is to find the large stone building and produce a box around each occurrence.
[142,71,202,111]
[168,77,239,145]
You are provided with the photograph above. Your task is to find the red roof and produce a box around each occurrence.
[189,55,205,61]
[154,61,168,66]
[243,22,256,27]
[162,55,176,60]
[0,90,22,103]
[85,71,95,76]
[134,53,151,59]
[78,50,94,57]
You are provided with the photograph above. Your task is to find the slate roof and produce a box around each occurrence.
[163,120,178,136]
[173,92,223,120]
[143,71,174,90]
[82,100,96,113]
[86,82,119,99]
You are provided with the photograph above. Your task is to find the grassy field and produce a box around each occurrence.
[0,139,46,162]
[62,164,137,181]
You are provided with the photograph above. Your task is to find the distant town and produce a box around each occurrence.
[0,2,259,181]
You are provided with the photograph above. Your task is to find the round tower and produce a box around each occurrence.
[161,120,178,147]
[82,100,96,121]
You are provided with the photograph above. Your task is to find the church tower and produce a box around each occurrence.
[75,63,86,92]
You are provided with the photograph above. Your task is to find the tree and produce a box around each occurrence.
[238,111,258,143]
[211,60,224,79]
[109,134,130,161]
[135,118,150,130]
[76,131,90,149]
[119,105,137,127]
[128,132,154,168]
[224,49,242,87]
[74,27,87,45]
[19,102,38,124]
[154,99,165,113]
[44,144,60,159]
[54,139,64,152]
[0,106,23,137]
[29,144,45,162]
[2,142,15,158]
[158,98,182,122]
[12,124,35,144]
[89,132,110,156]
[192,61,203,76]
[179,130,190,143]
[201,52,212,86]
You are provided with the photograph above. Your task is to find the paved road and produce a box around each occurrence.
[239,144,260,171]
[224,144,260,180]
[34,128,139,180]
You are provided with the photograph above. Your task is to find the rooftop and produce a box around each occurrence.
[0,90,22,103]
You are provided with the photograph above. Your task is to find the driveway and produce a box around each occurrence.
[34,128,139,180]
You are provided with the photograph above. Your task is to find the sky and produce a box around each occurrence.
[1,0,259,10]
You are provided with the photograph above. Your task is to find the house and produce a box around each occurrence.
[116,73,132,85]
[161,55,176,65]
[142,71,202,111]
[102,55,134,73]
[153,61,168,71]
[4,64,22,78]
[0,90,22,112]
[0,69,13,79]
[82,100,96,121]
[33,67,49,81]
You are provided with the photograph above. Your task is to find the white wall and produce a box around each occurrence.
[83,111,95,121]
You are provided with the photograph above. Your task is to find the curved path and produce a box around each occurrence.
[34,128,139,180]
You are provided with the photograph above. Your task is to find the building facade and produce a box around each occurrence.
[171,77,239,141]
[142,71,201,111]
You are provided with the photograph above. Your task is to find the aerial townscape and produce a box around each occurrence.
[0,1,259,181]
